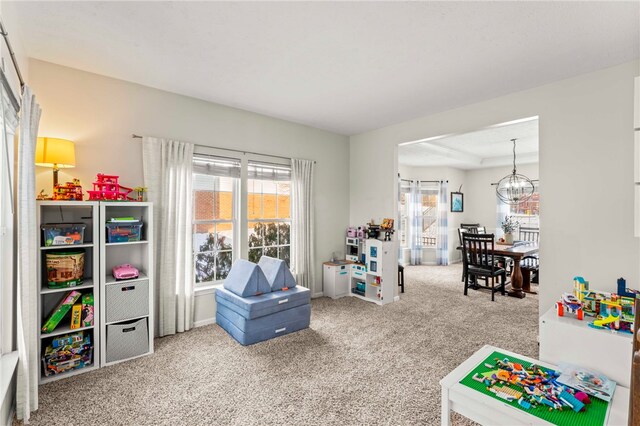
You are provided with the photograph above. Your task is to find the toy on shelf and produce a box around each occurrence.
[70,303,82,330]
[42,331,93,377]
[45,250,85,288]
[37,189,50,200]
[86,174,135,201]
[133,186,148,202]
[112,264,140,280]
[558,276,636,334]
[617,277,640,299]
[556,293,584,320]
[42,223,86,247]
[53,178,84,201]
[41,290,82,334]
[81,293,94,327]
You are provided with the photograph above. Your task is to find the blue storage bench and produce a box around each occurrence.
[216,257,311,345]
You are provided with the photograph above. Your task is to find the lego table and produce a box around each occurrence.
[440,345,629,426]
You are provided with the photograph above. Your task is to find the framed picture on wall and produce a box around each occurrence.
[451,192,463,213]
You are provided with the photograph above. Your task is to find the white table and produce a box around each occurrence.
[439,345,629,426]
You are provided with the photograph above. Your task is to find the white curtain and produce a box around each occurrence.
[436,181,449,266]
[407,181,423,265]
[291,158,315,289]
[16,86,41,421]
[142,137,194,336]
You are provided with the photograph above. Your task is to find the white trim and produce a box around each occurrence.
[194,317,216,328]
[0,351,18,410]
[312,291,324,298]
[194,283,222,295]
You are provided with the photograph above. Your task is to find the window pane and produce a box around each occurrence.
[248,248,262,264]
[264,246,277,258]
[278,246,290,267]
[217,177,234,220]
[195,253,216,283]
[193,231,215,253]
[263,222,278,246]
[248,222,264,247]
[194,190,215,221]
[216,251,233,280]
[278,222,290,245]
[216,223,233,251]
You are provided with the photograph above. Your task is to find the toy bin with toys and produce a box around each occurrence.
[42,223,86,246]
[42,330,93,377]
[106,220,143,243]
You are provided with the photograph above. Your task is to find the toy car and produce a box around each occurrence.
[112,264,139,280]
[556,292,584,320]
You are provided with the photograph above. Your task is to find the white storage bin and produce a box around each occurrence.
[106,281,149,323]
[106,318,149,363]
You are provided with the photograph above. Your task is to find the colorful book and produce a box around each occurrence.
[82,293,94,327]
[70,303,82,329]
[42,290,81,334]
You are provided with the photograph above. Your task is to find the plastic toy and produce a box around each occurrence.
[41,290,82,333]
[86,173,135,201]
[347,227,357,238]
[556,293,584,319]
[42,332,93,376]
[133,186,148,202]
[45,250,85,288]
[42,223,86,246]
[53,178,84,201]
[617,277,640,299]
[112,264,140,280]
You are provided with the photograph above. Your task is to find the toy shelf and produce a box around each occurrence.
[40,243,94,251]
[105,240,148,246]
[40,364,99,385]
[40,279,95,295]
[40,324,94,339]
[105,272,148,285]
[37,201,100,384]
[99,202,154,367]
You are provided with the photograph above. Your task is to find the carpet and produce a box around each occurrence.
[20,264,539,425]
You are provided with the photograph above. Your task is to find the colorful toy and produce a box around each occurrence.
[562,276,636,334]
[42,290,82,334]
[53,178,84,201]
[556,293,584,319]
[42,331,93,376]
[70,303,82,329]
[51,331,84,349]
[42,223,86,246]
[86,173,135,201]
[112,263,140,280]
[132,186,148,202]
[347,227,357,238]
[45,250,85,288]
[82,293,94,327]
[617,277,640,299]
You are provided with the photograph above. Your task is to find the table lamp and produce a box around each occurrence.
[35,137,76,187]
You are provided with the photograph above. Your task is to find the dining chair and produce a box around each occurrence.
[518,227,540,243]
[461,232,507,301]
[458,225,480,283]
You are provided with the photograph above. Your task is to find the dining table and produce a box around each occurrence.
[492,242,539,298]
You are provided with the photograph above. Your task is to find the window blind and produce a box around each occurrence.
[248,160,291,181]
[193,154,241,178]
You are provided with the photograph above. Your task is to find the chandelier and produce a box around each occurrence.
[495,138,535,205]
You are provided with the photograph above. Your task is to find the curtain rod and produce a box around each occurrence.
[132,134,316,164]
[399,179,448,183]
[0,18,24,93]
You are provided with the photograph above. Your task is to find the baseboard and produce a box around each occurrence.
[312,292,324,298]
[193,317,216,328]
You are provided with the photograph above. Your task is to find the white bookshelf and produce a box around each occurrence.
[37,201,100,384]
[99,202,154,366]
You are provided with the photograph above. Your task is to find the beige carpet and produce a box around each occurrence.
[21,264,539,425]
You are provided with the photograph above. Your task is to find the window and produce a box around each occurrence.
[192,156,240,285]
[420,184,439,247]
[509,188,540,228]
[398,180,411,247]
[247,161,291,266]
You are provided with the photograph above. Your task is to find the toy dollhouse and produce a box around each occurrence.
[86,174,134,201]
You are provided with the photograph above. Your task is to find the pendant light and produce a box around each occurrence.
[495,138,534,205]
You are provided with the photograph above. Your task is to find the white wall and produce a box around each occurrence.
[464,163,539,234]
[352,60,640,316]
[29,59,351,325]
[398,164,466,262]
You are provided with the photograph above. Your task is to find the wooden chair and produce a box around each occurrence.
[518,227,540,243]
[630,298,640,425]
[398,265,405,293]
[458,225,480,283]
[520,255,539,292]
[461,233,507,301]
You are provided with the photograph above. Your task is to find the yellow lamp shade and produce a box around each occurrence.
[35,137,76,168]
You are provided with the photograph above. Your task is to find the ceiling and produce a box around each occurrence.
[398,118,538,170]
[7,1,639,136]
